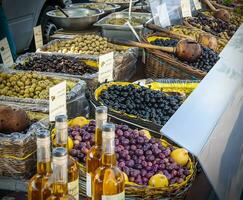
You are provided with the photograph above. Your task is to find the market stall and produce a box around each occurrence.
[0,0,242,199]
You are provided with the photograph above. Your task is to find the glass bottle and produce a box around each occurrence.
[93,123,125,200]
[28,130,52,200]
[55,115,79,200]
[86,106,108,199]
[47,147,69,200]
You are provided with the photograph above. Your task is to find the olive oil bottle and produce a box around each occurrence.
[28,130,52,200]
[55,115,79,200]
[86,106,108,199]
[93,123,125,200]
[47,147,69,200]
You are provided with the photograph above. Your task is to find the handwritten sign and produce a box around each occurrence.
[181,0,192,17]
[193,0,202,10]
[49,81,67,121]
[33,25,43,50]
[98,52,114,83]
[157,3,171,28]
[0,38,14,66]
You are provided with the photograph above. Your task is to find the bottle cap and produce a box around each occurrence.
[36,130,50,138]
[53,147,67,157]
[55,115,67,123]
[96,106,108,114]
[102,123,115,133]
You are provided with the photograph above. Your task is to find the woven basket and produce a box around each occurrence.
[167,25,227,53]
[61,117,197,199]
[210,0,243,12]
[0,111,48,178]
[142,32,206,80]
[92,81,198,132]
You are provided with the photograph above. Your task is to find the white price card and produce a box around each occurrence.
[193,0,202,10]
[49,81,67,121]
[157,3,171,28]
[0,38,14,66]
[98,52,114,83]
[181,0,192,18]
[33,25,43,50]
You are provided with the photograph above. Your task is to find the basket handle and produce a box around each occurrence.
[109,38,175,53]
[145,23,195,41]
[203,0,217,11]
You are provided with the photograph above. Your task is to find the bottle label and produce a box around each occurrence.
[68,178,79,200]
[102,191,125,200]
[86,173,92,197]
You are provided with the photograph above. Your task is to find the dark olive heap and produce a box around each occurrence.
[69,122,191,185]
[187,13,237,37]
[15,55,97,75]
[99,84,183,126]
[151,38,219,72]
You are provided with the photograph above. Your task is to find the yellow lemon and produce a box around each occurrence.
[123,172,129,182]
[170,148,189,166]
[149,174,169,187]
[69,116,88,128]
[68,136,74,150]
[140,129,151,139]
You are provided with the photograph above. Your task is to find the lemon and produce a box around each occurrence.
[170,148,189,166]
[140,129,151,139]
[149,174,169,187]
[69,116,88,128]
[123,172,129,182]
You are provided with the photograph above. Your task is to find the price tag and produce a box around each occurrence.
[181,0,192,17]
[98,52,114,83]
[49,81,67,122]
[33,25,43,50]
[157,3,171,28]
[193,0,202,10]
[0,38,14,66]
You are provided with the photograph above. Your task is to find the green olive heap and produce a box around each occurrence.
[98,84,183,126]
[44,35,115,55]
[0,72,72,99]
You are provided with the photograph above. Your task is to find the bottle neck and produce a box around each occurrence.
[56,127,68,149]
[52,155,68,196]
[102,135,116,166]
[37,137,51,175]
[102,153,117,166]
[95,127,102,147]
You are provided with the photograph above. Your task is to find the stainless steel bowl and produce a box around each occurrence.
[68,3,121,15]
[46,7,104,30]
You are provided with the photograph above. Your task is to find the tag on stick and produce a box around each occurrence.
[0,38,14,66]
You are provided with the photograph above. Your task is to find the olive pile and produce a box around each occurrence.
[99,84,183,126]
[203,10,243,28]
[187,13,237,40]
[151,38,219,72]
[170,25,227,52]
[69,122,191,185]
[44,35,115,55]
[15,55,97,75]
[0,72,72,99]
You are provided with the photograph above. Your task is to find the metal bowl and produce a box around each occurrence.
[68,3,121,15]
[46,7,104,30]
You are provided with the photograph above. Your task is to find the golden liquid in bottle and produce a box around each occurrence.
[86,128,102,199]
[28,161,52,200]
[93,154,125,200]
[47,183,69,200]
[55,123,79,200]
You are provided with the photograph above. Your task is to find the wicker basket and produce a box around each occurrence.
[0,111,48,178]
[60,117,197,199]
[210,0,243,12]
[167,25,227,53]
[142,32,207,80]
[92,81,198,132]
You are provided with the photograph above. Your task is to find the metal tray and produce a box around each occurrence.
[122,5,151,13]
[94,12,152,41]
[90,0,139,9]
